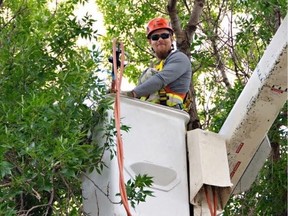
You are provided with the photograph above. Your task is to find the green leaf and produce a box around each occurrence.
[0,161,13,178]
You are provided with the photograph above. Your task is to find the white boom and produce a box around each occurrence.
[219,15,287,197]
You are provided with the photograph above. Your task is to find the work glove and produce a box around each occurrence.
[138,68,158,84]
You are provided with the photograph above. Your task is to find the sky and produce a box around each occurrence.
[74,0,105,47]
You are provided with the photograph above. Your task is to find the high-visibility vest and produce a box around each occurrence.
[140,60,190,110]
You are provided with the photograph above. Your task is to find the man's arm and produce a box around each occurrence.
[133,51,191,97]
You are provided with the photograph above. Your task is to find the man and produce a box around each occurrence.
[126,17,192,110]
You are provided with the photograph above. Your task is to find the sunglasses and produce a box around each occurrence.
[150,33,170,41]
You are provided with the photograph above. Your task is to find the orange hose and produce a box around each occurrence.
[204,185,217,216]
[212,186,217,216]
[112,39,132,216]
[204,185,214,215]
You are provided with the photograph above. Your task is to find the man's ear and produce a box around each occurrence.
[147,38,152,45]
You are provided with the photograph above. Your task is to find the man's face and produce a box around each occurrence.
[149,29,173,60]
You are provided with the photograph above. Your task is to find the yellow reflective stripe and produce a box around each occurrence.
[166,93,184,106]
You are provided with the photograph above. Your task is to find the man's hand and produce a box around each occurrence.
[121,91,136,98]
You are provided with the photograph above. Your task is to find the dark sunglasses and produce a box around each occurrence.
[150,33,170,41]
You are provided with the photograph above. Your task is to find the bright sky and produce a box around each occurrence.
[74,1,105,47]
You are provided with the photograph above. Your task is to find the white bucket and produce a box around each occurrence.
[82,96,190,216]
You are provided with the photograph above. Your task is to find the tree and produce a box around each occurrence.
[95,0,287,214]
[0,0,110,215]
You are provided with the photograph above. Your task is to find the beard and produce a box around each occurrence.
[155,48,171,60]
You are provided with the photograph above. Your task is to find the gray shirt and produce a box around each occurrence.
[133,50,192,97]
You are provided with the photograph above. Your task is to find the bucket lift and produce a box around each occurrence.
[82,15,287,215]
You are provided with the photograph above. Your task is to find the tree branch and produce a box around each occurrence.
[44,188,54,216]
[24,203,52,216]
[141,0,167,15]
[185,0,205,39]
[211,38,232,89]
[81,172,119,205]
[167,0,182,36]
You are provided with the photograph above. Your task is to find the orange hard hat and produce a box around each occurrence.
[146,17,174,38]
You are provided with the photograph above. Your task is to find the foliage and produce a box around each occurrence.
[117,174,154,209]
[0,0,111,215]
[202,81,245,131]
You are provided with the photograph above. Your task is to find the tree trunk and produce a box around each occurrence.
[167,0,205,130]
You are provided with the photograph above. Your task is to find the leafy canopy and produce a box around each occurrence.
[0,0,109,215]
